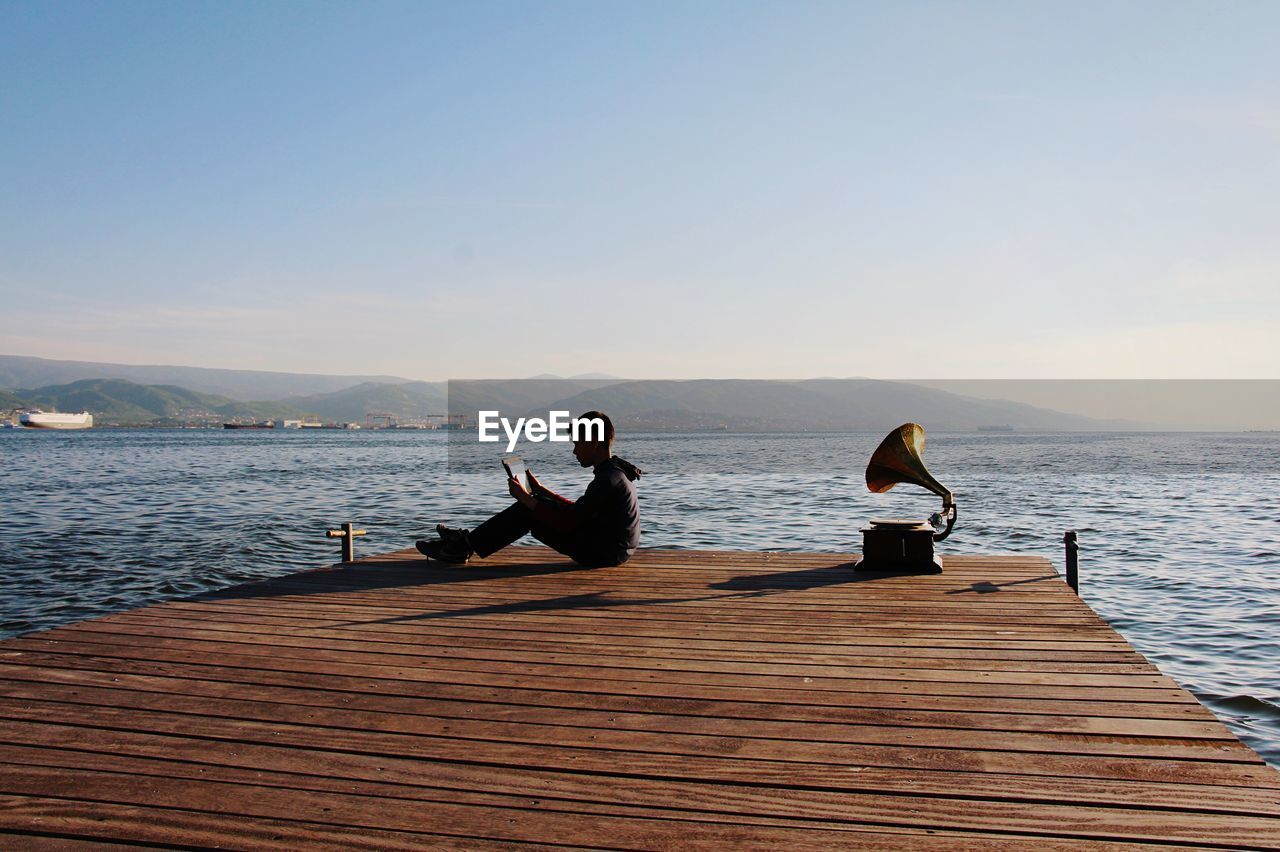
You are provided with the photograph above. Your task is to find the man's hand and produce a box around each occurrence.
[526,467,572,506]
[508,475,537,509]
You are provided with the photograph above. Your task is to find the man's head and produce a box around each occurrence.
[571,410,613,467]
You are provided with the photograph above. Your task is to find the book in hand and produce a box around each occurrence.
[501,454,531,493]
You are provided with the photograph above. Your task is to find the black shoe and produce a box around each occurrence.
[436,524,471,549]
[416,537,471,564]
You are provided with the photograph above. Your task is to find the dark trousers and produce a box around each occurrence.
[469,501,617,567]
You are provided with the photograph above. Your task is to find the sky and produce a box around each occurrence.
[2,1,1278,381]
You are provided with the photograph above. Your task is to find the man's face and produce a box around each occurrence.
[572,439,603,467]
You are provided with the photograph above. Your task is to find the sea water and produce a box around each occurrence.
[2,428,1277,766]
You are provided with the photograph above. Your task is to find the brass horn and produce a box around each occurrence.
[866,423,955,528]
[854,423,957,574]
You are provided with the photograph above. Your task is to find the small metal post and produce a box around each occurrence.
[1064,530,1079,594]
[326,522,367,563]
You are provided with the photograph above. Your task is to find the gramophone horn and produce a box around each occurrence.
[865,423,956,541]
[866,424,953,503]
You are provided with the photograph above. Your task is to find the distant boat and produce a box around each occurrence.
[977,424,1014,432]
[223,420,276,430]
[19,410,94,430]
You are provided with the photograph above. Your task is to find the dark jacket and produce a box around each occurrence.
[533,456,641,566]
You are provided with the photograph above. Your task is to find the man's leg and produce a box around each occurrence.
[455,501,611,566]
[466,501,536,558]
[525,521,577,560]
[525,522,620,567]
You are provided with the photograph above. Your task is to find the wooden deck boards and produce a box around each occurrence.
[1,545,1278,849]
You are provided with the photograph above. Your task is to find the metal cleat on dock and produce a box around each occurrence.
[325,521,367,562]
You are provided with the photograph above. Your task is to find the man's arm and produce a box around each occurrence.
[510,474,580,532]
[527,469,572,506]
[530,470,616,534]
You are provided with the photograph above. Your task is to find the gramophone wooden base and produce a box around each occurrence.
[853,523,944,574]
[852,554,944,574]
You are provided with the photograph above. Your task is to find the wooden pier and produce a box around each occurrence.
[1,545,1278,848]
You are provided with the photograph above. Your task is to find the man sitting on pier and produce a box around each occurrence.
[417,410,641,568]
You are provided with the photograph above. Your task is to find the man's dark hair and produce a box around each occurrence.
[577,410,614,444]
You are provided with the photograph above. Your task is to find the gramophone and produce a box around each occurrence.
[853,423,957,573]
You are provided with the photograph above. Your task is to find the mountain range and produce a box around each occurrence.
[26,353,1264,430]
[446,378,1109,432]
[0,354,414,400]
[281,381,447,422]
[2,354,1270,431]
[4,379,307,425]
[3,371,1120,430]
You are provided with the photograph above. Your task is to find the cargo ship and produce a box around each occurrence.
[223,420,277,430]
[19,410,94,430]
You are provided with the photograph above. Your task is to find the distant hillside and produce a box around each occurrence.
[0,389,28,410]
[445,379,624,420]
[908,379,1280,431]
[0,354,415,401]
[283,381,448,422]
[271,378,624,423]
[450,378,1114,431]
[527,373,623,381]
[15,379,307,425]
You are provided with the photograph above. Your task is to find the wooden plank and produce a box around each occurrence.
[7,765,1193,850]
[3,749,1279,848]
[198,565,1093,600]
[0,662,1230,739]
[2,722,1275,819]
[0,648,1221,722]
[5,634,1201,704]
[0,796,1180,852]
[5,696,1270,789]
[194,579,1116,618]
[1,545,1278,848]
[27,622,1183,688]
[96,609,1160,669]
[0,680,1252,763]
[146,598,1145,651]
[0,794,575,850]
[19,605,1143,645]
